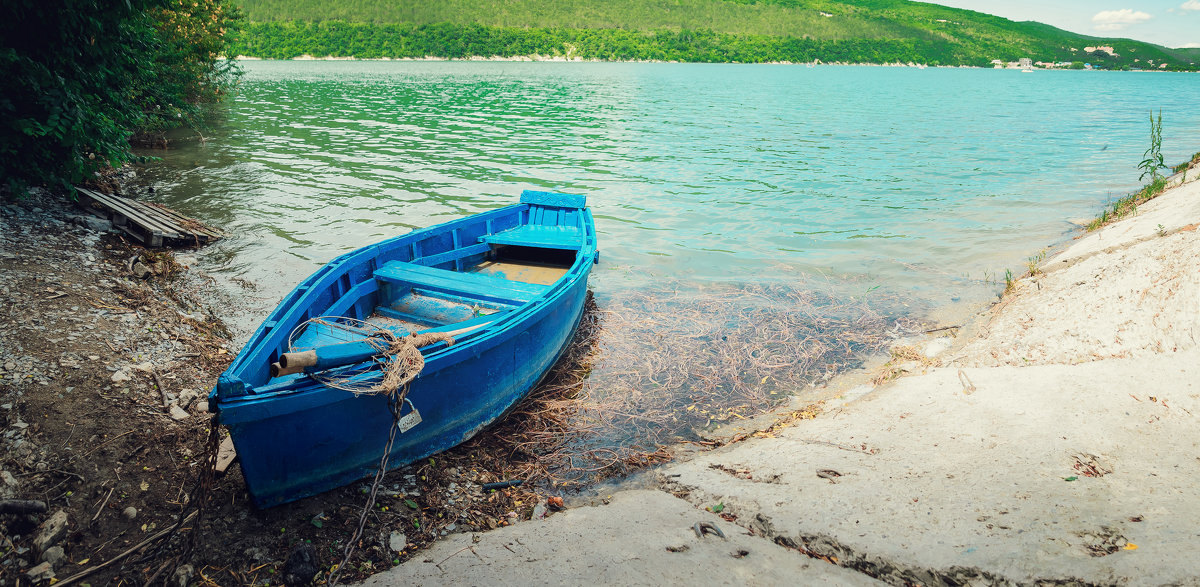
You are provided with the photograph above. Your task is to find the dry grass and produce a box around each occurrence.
[870,344,941,385]
[471,281,907,486]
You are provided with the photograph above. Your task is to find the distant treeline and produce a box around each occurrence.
[230,0,1200,69]
[231,21,994,65]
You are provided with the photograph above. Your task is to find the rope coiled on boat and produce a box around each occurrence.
[285,317,455,395]
[376,331,457,394]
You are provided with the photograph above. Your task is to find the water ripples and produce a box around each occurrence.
[137,61,1200,335]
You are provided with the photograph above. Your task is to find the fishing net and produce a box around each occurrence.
[286,317,454,395]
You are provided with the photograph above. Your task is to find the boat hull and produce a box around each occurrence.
[212,191,596,507]
[218,276,588,508]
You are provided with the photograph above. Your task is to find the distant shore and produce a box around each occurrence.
[231,55,1197,72]
[234,55,966,68]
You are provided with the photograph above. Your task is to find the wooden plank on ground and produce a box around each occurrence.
[79,188,181,238]
[144,202,225,239]
[215,435,238,475]
[74,187,224,247]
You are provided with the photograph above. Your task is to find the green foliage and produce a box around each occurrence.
[1137,110,1168,183]
[228,0,1200,70]
[0,0,242,196]
[230,20,982,65]
[1086,176,1169,231]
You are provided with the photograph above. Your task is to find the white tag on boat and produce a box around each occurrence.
[397,399,422,433]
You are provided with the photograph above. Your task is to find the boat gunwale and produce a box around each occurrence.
[213,200,597,407]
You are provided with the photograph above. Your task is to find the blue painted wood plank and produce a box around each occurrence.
[413,242,491,268]
[481,225,582,250]
[520,190,586,209]
[374,261,547,303]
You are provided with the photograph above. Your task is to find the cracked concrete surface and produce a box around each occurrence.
[363,171,1200,585]
[359,490,882,586]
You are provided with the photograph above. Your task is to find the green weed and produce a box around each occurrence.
[1138,110,1169,183]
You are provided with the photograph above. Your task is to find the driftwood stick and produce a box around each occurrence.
[55,511,197,587]
[152,369,169,408]
[91,487,116,525]
[0,499,48,515]
[82,429,135,457]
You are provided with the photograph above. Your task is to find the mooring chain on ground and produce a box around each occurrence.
[327,383,408,586]
[141,414,222,564]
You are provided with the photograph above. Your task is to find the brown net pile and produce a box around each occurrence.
[287,317,454,395]
[468,280,910,486]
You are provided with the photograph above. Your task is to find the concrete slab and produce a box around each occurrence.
[359,490,882,586]
[663,351,1200,585]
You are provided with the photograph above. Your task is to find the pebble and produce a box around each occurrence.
[123,506,138,519]
[33,510,69,555]
[171,564,194,587]
[25,561,54,583]
[41,545,64,568]
[388,530,407,552]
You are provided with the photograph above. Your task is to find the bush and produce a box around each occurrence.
[0,0,241,195]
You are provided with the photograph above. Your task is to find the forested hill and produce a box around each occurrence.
[229,0,1200,70]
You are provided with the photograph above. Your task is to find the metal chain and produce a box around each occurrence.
[184,416,222,558]
[326,383,407,586]
[137,414,221,565]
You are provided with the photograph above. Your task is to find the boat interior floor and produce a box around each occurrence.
[469,259,569,285]
[292,259,570,352]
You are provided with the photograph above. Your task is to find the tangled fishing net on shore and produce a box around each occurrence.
[467,280,915,486]
[286,317,454,395]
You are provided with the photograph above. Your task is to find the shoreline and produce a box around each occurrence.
[2,153,1197,584]
[0,189,555,585]
[365,161,1200,584]
[231,55,1200,72]
[235,54,952,67]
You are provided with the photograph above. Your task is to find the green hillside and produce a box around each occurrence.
[228,0,1200,70]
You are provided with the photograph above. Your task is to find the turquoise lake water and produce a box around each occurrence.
[137,61,1200,461]
[143,61,1200,329]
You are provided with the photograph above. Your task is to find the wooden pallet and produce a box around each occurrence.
[76,187,224,247]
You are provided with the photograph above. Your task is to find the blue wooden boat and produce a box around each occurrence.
[209,191,597,507]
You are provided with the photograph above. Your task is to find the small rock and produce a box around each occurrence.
[41,545,64,568]
[177,388,198,408]
[282,543,319,586]
[32,510,68,555]
[171,563,194,587]
[388,530,407,552]
[123,506,138,519]
[25,561,54,584]
[111,370,132,383]
[132,362,155,373]
[169,404,190,421]
[70,215,113,232]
